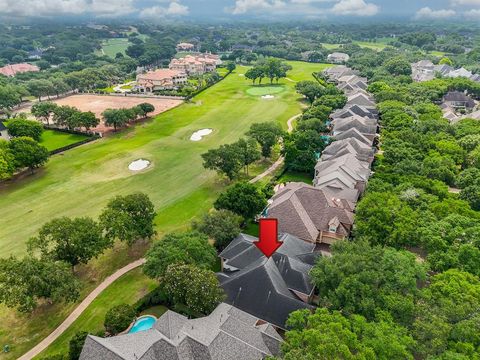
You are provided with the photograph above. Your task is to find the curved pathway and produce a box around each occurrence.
[249,113,301,183]
[18,258,146,360]
[20,113,302,359]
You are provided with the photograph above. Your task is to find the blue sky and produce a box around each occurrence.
[0,0,479,20]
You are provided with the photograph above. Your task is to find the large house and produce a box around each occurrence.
[0,63,40,77]
[264,182,355,245]
[176,42,195,51]
[327,52,350,64]
[135,69,188,92]
[80,303,282,360]
[218,233,319,329]
[0,122,9,141]
[169,54,221,76]
[443,91,476,110]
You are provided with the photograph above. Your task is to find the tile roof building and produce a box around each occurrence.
[135,69,188,92]
[0,63,40,77]
[176,42,195,51]
[218,233,319,329]
[169,53,221,76]
[80,303,282,360]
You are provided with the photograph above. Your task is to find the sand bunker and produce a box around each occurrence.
[128,159,151,171]
[261,95,275,99]
[190,129,213,141]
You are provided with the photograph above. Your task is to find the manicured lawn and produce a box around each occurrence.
[321,41,391,51]
[278,170,313,184]
[36,268,157,358]
[0,61,332,359]
[353,41,390,51]
[39,130,90,151]
[95,38,131,58]
[246,85,286,96]
[140,305,168,318]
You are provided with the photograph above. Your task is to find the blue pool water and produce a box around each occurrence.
[128,316,156,333]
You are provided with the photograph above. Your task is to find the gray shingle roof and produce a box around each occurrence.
[220,233,319,296]
[218,257,314,329]
[331,105,378,120]
[79,303,281,360]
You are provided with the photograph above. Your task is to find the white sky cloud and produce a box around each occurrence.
[230,0,287,15]
[464,8,480,18]
[0,0,190,17]
[229,0,378,16]
[330,0,379,16]
[415,7,456,19]
[140,1,189,18]
[450,0,480,5]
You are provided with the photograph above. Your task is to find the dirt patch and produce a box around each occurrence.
[21,94,183,135]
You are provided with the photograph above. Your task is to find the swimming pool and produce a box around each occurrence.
[128,315,156,333]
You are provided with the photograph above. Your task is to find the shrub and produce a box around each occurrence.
[68,331,88,360]
[104,304,136,335]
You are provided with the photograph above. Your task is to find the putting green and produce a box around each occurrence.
[246,85,286,96]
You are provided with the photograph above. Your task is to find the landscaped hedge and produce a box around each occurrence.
[49,137,99,155]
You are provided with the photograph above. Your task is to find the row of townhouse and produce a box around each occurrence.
[216,65,378,333]
[412,60,480,83]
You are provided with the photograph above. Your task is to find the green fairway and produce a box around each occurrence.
[95,38,131,58]
[0,61,331,359]
[246,85,286,96]
[321,41,391,51]
[39,130,90,151]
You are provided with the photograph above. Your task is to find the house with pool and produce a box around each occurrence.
[79,303,282,360]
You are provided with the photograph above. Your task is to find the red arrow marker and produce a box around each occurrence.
[255,218,283,258]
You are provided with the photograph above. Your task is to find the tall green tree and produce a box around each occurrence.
[192,209,242,250]
[311,240,426,325]
[143,231,216,279]
[0,256,80,312]
[214,182,267,220]
[6,119,44,141]
[277,308,415,360]
[100,193,156,246]
[162,264,224,315]
[102,108,129,131]
[235,138,261,175]
[28,217,110,269]
[247,122,284,158]
[31,101,58,125]
[70,111,99,131]
[9,136,49,172]
[201,143,243,180]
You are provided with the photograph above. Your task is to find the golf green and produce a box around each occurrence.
[246,85,286,96]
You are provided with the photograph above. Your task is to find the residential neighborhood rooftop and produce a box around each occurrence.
[80,303,282,360]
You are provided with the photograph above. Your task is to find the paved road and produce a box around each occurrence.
[19,113,302,359]
[18,258,146,360]
[248,113,300,183]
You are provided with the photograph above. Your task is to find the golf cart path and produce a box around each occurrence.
[20,113,302,359]
[249,113,300,183]
[18,258,146,360]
